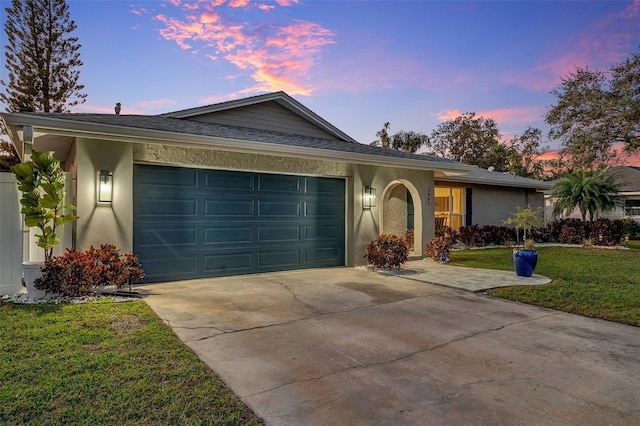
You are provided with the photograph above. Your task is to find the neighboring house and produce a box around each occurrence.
[1,91,548,283]
[608,166,640,222]
[543,166,640,223]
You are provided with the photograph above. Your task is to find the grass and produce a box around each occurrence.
[450,245,640,326]
[0,299,261,425]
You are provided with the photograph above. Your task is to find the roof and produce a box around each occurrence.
[609,166,640,192]
[1,111,473,174]
[435,166,554,190]
[160,91,359,144]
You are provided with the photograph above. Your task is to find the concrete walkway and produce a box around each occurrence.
[377,259,551,291]
[141,266,640,426]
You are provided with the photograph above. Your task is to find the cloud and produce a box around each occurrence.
[477,106,546,125]
[148,0,333,96]
[434,109,464,122]
[506,1,640,92]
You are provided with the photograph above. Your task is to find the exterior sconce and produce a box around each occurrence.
[97,170,113,203]
[363,186,376,210]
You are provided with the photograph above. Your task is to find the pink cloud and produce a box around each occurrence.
[506,1,640,92]
[152,1,334,96]
[435,109,463,122]
[478,106,545,125]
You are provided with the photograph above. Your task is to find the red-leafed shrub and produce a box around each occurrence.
[364,233,409,269]
[424,236,451,262]
[35,250,101,296]
[35,245,145,297]
[404,229,415,251]
[590,218,624,246]
[457,225,484,247]
[558,218,587,244]
[87,244,145,288]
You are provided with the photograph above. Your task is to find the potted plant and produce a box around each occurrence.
[11,150,78,298]
[503,205,544,277]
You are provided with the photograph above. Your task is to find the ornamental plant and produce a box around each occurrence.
[364,233,409,269]
[11,150,78,261]
[503,205,544,248]
[35,245,145,296]
[424,236,451,262]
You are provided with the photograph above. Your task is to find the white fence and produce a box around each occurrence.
[0,172,23,295]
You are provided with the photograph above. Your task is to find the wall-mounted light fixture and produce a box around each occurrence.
[97,170,113,203]
[363,185,376,210]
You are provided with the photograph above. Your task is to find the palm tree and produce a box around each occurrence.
[375,122,391,149]
[391,131,429,153]
[552,168,622,221]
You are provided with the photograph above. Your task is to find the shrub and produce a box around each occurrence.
[435,226,458,244]
[620,218,640,240]
[87,244,145,289]
[480,225,515,246]
[457,225,484,247]
[557,218,587,244]
[35,250,101,297]
[424,236,451,262]
[364,233,409,269]
[403,228,415,250]
[589,218,624,246]
[35,245,145,297]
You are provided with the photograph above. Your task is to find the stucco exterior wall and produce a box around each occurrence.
[470,184,545,226]
[75,138,133,252]
[72,141,436,270]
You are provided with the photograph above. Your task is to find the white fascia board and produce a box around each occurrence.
[436,174,554,190]
[8,114,473,174]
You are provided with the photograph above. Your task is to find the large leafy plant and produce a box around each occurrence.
[503,205,544,248]
[11,150,78,261]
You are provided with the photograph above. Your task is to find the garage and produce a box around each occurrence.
[133,164,345,282]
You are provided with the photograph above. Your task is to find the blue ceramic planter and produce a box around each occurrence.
[513,249,538,277]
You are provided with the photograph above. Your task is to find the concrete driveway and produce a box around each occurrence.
[140,267,640,425]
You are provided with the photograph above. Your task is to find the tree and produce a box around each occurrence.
[370,123,429,153]
[551,168,622,222]
[505,127,547,179]
[1,0,86,113]
[427,112,508,170]
[391,130,429,153]
[545,49,640,168]
[371,122,391,149]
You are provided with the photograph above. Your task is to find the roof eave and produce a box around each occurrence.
[1,113,473,174]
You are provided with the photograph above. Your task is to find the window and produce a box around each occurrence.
[624,199,640,217]
[435,187,465,229]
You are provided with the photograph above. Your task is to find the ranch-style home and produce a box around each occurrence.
[1,91,551,285]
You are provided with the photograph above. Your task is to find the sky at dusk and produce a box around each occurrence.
[1,0,639,161]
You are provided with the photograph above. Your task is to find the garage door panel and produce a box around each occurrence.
[304,200,344,217]
[304,225,342,241]
[204,227,253,244]
[305,178,344,195]
[257,174,302,193]
[258,250,300,268]
[204,199,254,216]
[137,226,199,247]
[258,201,301,217]
[204,170,255,192]
[138,198,198,217]
[134,165,344,282]
[305,247,344,264]
[137,166,199,188]
[203,252,254,274]
[139,253,198,277]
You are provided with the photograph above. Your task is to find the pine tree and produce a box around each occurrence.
[1,0,86,113]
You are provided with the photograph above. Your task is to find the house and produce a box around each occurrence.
[1,91,550,283]
[542,166,640,223]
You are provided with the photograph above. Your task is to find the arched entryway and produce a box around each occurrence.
[379,180,423,256]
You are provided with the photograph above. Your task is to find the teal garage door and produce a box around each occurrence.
[133,165,345,282]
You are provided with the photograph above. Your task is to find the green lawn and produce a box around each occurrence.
[0,299,261,425]
[451,245,640,326]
